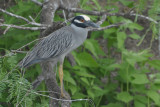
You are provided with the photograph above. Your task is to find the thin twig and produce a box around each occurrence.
[0,8,46,27]
[97,15,107,25]
[31,90,95,106]
[37,91,60,94]
[60,0,67,24]
[0,8,29,23]
[29,16,36,23]
[3,26,10,34]
[0,36,48,58]
[129,13,158,24]
[0,23,47,30]
[11,50,28,53]
[89,22,125,31]
[16,87,95,107]
[31,0,42,6]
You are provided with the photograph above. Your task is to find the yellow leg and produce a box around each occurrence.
[58,64,65,97]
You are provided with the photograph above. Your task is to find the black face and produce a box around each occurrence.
[71,16,87,28]
[71,16,99,28]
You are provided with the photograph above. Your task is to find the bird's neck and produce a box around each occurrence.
[70,24,89,37]
[70,23,89,44]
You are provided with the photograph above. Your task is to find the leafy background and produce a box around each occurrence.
[0,0,160,107]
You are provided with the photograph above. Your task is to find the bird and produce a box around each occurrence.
[19,15,99,97]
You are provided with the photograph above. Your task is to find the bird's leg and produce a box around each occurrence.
[58,64,65,97]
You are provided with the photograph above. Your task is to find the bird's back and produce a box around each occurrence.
[19,26,74,68]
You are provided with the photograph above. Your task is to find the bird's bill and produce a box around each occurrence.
[84,21,100,28]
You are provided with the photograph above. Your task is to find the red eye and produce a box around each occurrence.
[80,19,85,22]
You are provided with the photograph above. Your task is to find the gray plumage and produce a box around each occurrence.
[19,15,99,68]
[20,25,88,68]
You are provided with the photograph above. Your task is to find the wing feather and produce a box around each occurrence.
[20,26,73,68]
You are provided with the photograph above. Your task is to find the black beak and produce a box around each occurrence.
[84,21,100,28]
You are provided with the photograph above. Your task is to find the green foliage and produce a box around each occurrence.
[0,0,160,107]
[117,92,133,103]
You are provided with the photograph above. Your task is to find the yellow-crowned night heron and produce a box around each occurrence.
[20,15,99,97]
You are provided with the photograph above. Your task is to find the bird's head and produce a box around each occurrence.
[71,15,99,28]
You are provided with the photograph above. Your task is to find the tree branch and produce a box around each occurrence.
[31,0,42,6]
[60,5,158,24]
[0,23,46,30]
[32,73,45,89]
[0,8,46,27]
[97,15,107,25]
[89,22,125,31]
[0,8,29,22]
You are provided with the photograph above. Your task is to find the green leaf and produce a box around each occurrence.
[148,60,160,70]
[91,0,101,10]
[117,92,133,103]
[73,52,99,67]
[128,23,144,31]
[130,74,149,84]
[147,91,160,105]
[84,39,105,58]
[70,85,77,95]
[134,95,148,105]
[119,0,134,6]
[64,71,76,85]
[117,32,126,50]
[73,66,96,78]
[92,85,105,97]
[72,93,86,99]
[104,103,124,107]
[134,100,146,107]
[87,89,95,98]
[123,50,152,66]
[129,33,141,39]
[80,77,90,85]
[6,54,17,68]
[0,105,4,107]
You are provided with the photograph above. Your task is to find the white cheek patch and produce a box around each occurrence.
[74,19,83,23]
[80,15,90,21]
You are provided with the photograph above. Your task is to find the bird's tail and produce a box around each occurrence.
[19,55,33,68]
[19,54,41,68]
